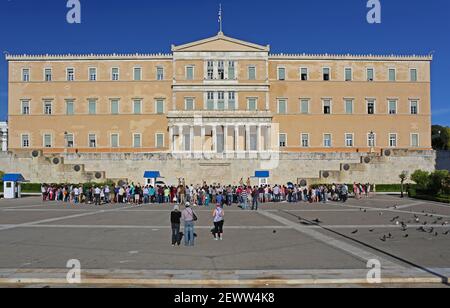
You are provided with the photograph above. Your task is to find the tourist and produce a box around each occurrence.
[181,202,196,247]
[170,204,182,247]
[94,186,101,205]
[212,203,225,241]
[251,186,259,210]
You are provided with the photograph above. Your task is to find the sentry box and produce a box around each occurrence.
[2,174,26,199]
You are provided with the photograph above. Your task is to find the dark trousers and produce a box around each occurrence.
[171,223,181,245]
[94,194,100,205]
[213,220,224,238]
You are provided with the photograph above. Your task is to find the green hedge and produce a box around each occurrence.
[0,182,117,194]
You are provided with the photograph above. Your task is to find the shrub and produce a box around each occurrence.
[429,170,449,195]
[410,170,431,191]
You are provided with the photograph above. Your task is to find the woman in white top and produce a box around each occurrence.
[212,203,225,241]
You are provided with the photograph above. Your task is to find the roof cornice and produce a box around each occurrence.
[269,53,433,61]
[5,53,173,61]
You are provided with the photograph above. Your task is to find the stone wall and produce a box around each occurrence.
[0,150,436,185]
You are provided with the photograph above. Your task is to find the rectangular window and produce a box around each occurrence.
[207,61,214,80]
[345,68,352,81]
[88,134,97,148]
[133,99,142,114]
[89,68,97,81]
[323,68,330,81]
[218,61,225,80]
[345,134,354,147]
[111,68,119,81]
[389,134,397,147]
[156,99,164,114]
[278,99,287,114]
[367,100,375,114]
[207,92,214,110]
[300,68,308,81]
[345,99,353,114]
[22,134,30,148]
[133,134,141,148]
[324,134,332,148]
[389,100,397,114]
[67,68,75,81]
[66,133,74,148]
[185,98,194,111]
[410,100,418,115]
[21,100,30,115]
[134,67,142,81]
[389,68,396,81]
[110,99,119,115]
[248,98,257,111]
[186,66,194,80]
[300,99,309,114]
[228,61,235,80]
[111,134,119,148]
[66,100,74,115]
[88,100,97,115]
[277,67,286,81]
[411,133,419,147]
[44,68,52,82]
[279,134,287,148]
[156,133,164,148]
[323,99,332,114]
[44,101,52,115]
[228,92,236,110]
[44,134,52,148]
[217,92,225,110]
[410,69,417,82]
[367,68,374,81]
[368,133,376,147]
[248,66,256,80]
[22,69,30,82]
[301,134,309,148]
[156,67,164,81]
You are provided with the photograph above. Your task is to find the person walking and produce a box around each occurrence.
[251,186,259,211]
[181,202,196,247]
[212,203,224,241]
[94,186,101,205]
[170,205,182,247]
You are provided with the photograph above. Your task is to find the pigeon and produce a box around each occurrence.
[380,235,387,242]
[273,230,277,234]
[404,234,409,238]
[391,216,400,222]
[388,233,393,239]
[352,230,358,234]
[437,217,443,221]
[312,219,322,224]
[429,228,434,234]
[434,232,439,237]
[369,229,375,232]
[417,226,427,232]
[443,230,449,235]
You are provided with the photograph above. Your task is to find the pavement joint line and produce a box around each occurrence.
[340,204,450,219]
[256,210,405,270]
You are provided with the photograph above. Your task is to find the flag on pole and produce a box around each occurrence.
[218,4,223,32]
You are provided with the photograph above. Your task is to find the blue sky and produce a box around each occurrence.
[0,0,449,125]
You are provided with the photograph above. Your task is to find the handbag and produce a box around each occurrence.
[191,209,198,221]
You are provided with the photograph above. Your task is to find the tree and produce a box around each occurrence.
[411,170,430,192]
[432,125,450,150]
[399,171,408,198]
[429,170,449,195]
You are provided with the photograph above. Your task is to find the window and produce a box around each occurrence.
[367,100,375,114]
[156,67,164,80]
[388,100,397,114]
[110,99,119,114]
[88,134,97,148]
[88,100,97,115]
[156,99,164,114]
[133,134,141,148]
[411,133,419,147]
[323,134,332,148]
[410,100,418,115]
[300,99,309,114]
[44,101,52,115]
[345,134,354,147]
[323,68,330,81]
[22,69,30,82]
[279,134,287,147]
[248,98,257,111]
[21,100,30,115]
[66,133,74,148]
[228,92,236,110]
[67,68,75,81]
[66,100,74,115]
[111,134,119,148]
[345,99,353,114]
[300,68,308,81]
[248,66,256,80]
[43,134,52,148]
[278,99,287,114]
[133,99,142,114]
[301,134,309,147]
[21,134,30,148]
[389,134,397,147]
[156,133,164,148]
[185,98,194,111]
[207,92,214,110]
[228,61,235,80]
[186,66,194,80]
[345,68,352,81]
[323,99,332,114]
[89,68,97,81]
[111,68,119,81]
[207,61,214,80]
[277,67,286,81]
[218,61,225,80]
[388,68,396,81]
[410,69,417,82]
[44,68,52,82]
[368,133,376,147]
[134,67,142,81]
[367,68,374,81]
[217,92,225,110]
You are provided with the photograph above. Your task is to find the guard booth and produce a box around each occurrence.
[253,171,270,186]
[2,174,26,199]
[144,171,163,186]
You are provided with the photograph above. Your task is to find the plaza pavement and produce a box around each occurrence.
[0,195,449,287]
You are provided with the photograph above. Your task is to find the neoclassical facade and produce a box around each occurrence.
[7,32,432,156]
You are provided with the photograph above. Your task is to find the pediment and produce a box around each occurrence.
[172,33,269,52]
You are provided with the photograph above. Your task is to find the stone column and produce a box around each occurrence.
[246,125,251,152]
[212,125,217,153]
[190,125,194,152]
[257,124,262,152]
[201,126,206,153]
[223,125,228,153]
[234,126,239,152]
[1,127,7,152]
[169,126,174,152]
[177,125,184,152]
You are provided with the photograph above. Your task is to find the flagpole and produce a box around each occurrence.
[218,4,223,34]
